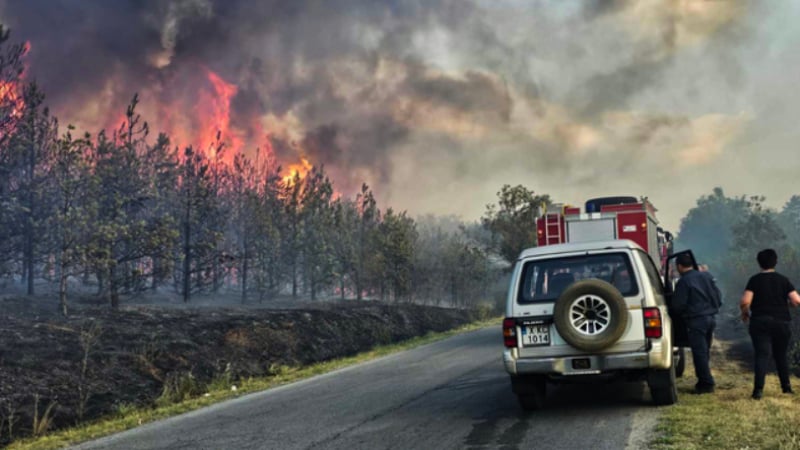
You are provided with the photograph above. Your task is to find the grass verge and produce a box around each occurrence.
[9,317,500,450]
[652,339,800,449]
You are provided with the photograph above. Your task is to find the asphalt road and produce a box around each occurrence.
[74,326,661,450]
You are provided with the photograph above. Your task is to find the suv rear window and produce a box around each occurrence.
[517,252,639,303]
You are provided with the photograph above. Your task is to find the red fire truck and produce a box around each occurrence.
[536,196,673,273]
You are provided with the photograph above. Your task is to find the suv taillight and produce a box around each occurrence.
[503,318,517,348]
[643,308,663,338]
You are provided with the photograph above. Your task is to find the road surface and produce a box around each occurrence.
[75,326,661,450]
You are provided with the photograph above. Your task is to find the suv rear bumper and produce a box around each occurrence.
[504,349,652,376]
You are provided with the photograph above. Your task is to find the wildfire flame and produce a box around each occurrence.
[282,157,313,186]
[8,41,318,185]
[0,41,31,139]
[197,69,244,160]
[0,80,23,119]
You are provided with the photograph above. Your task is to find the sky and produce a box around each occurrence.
[0,0,797,231]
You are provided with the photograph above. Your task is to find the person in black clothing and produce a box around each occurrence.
[739,249,800,399]
[672,253,722,394]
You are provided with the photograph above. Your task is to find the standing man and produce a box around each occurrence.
[739,249,800,399]
[671,253,722,394]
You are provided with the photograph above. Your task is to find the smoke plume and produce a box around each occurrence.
[2,0,794,230]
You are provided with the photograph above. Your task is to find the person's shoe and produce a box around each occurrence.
[752,389,763,400]
[694,384,715,394]
[782,386,794,395]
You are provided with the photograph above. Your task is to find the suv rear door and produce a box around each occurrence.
[511,250,646,356]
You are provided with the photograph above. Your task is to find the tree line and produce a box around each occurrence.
[675,187,800,368]
[675,187,800,298]
[0,29,507,315]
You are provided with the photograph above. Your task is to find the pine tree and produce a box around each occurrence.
[176,146,221,302]
[50,127,92,315]
[377,209,417,301]
[299,166,335,301]
[332,199,358,300]
[354,184,379,300]
[9,83,58,294]
[85,96,177,308]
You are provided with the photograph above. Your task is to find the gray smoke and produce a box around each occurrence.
[1,0,791,231]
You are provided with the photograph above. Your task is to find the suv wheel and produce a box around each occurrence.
[511,375,546,411]
[553,279,629,352]
[648,352,678,405]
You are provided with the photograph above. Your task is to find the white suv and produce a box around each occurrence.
[502,239,678,410]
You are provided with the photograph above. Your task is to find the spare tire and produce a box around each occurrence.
[553,279,629,352]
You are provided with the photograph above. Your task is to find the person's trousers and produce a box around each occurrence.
[687,314,716,387]
[748,315,792,391]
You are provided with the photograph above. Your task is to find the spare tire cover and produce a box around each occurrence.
[553,278,629,352]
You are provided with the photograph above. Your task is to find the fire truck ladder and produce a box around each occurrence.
[544,213,562,245]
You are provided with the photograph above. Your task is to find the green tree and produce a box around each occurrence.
[482,184,550,265]
[229,153,256,302]
[778,195,800,249]
[728,196,793,287]
[86,97,177,308]
[675,187,750,271]
[50,126,92,315]
[252,165,285,301]
[176,146,220,302]
[282,172,304,299]
[299,167,336,300]
[354,183,380,300]
[0,28,31,282]
[331,198,358,300]
[4,82,57,294]
[376,208,417,301]
[140,132,180,291]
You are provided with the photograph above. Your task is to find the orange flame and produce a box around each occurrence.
[59,59,318,183]
[282,157,313,185]
[196,69,244,161]
[0,80,23,119]
[0,41,31,139]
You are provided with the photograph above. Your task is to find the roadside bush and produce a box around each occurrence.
[472,302,496,321]
[158,372,203,405]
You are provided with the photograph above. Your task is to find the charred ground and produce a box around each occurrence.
[0,295,480,446]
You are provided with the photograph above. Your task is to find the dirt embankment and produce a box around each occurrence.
[0,297,479,445]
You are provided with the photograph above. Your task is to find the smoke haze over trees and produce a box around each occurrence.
[3,1,800,231]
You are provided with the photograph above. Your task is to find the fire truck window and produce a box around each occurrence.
[518,253,638,303]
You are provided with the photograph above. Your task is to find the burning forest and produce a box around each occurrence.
[0,20,500,443]
[4,1,800,447]
[0,34,499,313]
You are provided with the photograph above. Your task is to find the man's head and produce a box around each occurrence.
[675,253,694,274]
[756,248,778,270]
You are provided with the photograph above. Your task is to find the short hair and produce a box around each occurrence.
[675,253,694,268]
[757,249,778,270]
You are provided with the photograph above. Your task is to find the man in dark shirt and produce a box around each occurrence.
[739,249,800,399]
[672,253,722,394]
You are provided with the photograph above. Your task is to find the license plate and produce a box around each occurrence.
[521,324,551,347]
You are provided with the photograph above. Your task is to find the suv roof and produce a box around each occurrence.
[517,239,644,260]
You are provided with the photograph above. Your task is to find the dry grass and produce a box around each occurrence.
[652,339,800,449]
[8,318,500,450]
[31,395,56,438]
